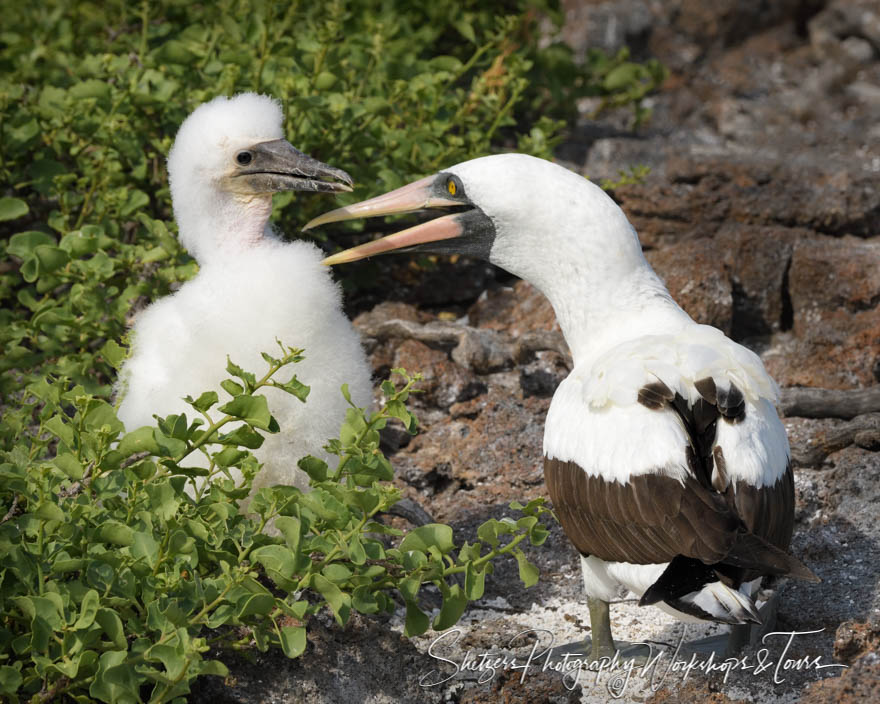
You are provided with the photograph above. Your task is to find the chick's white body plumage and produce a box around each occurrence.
[116,94,371,492]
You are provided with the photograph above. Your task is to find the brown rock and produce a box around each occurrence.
[392,339,481,410]
[468,281,559,337]
[789,237,880,314]
[648,678,749,704]
[394,383,548,522]
[460,668,580,704]
[674,0,807,51]
[834,619,880,664]
[799,652,880,703]
[766,308,880,389]
[716,224,799,338]
[646,238,733,333]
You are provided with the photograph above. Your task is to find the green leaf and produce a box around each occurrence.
[398,576,420,603]
[36,501,66,523]
[219,394,274,430]
[118,426,160,456]
[7,230,55,258]
[95,608,127,650]
[189,390,219,413]
[0,197,28,221]
[69,78,111,100]
[213,447,248,466]
[205,604,237,629]
[252,545,297,589]
[276,375,310,402]
[153,428,188,456]
[226,358,256,389]
[514,548,539,587]
[464,562,486,600]
[603,62,643,91]
[44,414,75,448]
[307,574,350,625]
[54,452,84,480]
[351,585,380,614]
[279,625,307,658]
[433,584,467,630]
[404,601,429,637]
[454,18,476,42]
[275,516,303,555]
[348,534,366,565]
[98,522,134,547]
[220,379,244,397]
[0,665,23,695]
[399,524,455,555]
[220,425,265,449]
[73,589,100,630]
[297,455,327,482]
[145,479,181,521]
[236,593,275,618]
[131,531,160,568]
[100,340,127,369]
[529,523,550,546]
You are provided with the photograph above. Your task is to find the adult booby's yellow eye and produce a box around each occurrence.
[447,178,457,196]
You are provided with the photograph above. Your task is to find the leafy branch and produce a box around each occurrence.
[0,350,552,702]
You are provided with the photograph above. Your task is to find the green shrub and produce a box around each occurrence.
[0,350,552,702]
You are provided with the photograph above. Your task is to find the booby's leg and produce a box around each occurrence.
[725,624,752,655]
[587,597,617,660]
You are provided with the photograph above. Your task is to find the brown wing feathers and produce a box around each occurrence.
[545,375,816,602]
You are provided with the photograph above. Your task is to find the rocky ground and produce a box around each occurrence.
[192,1,880,702]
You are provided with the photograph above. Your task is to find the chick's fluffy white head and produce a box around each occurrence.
[167,93,284,263]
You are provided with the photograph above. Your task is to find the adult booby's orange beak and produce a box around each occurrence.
[304,172,496,265]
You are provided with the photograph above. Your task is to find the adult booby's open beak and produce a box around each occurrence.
[304,173,496,265]
[234,139,353,194]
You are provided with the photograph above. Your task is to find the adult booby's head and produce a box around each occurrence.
[306,153,679,362]
[308,153,639,271]
[168,93,352,264]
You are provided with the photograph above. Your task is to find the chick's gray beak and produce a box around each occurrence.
[235,139,353,194]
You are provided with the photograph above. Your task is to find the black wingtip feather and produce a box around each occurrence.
[695,377,718,404]
[717,382,746,423]
[726,532,821,582]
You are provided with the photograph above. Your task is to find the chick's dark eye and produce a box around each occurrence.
[236,151,253,166]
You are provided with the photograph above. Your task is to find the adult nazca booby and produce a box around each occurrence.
[305,154,818,657]
[116,93,372,497]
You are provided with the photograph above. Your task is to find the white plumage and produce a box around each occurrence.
[116,94,372,495]
[308,152,814,653]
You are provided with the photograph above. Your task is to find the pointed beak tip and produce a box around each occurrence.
[302,216,325,232]
[321,253,346,267]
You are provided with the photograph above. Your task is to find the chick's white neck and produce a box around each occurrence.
[174,191,273,265]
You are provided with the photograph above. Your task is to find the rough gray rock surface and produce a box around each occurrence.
[192,1,879,701]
